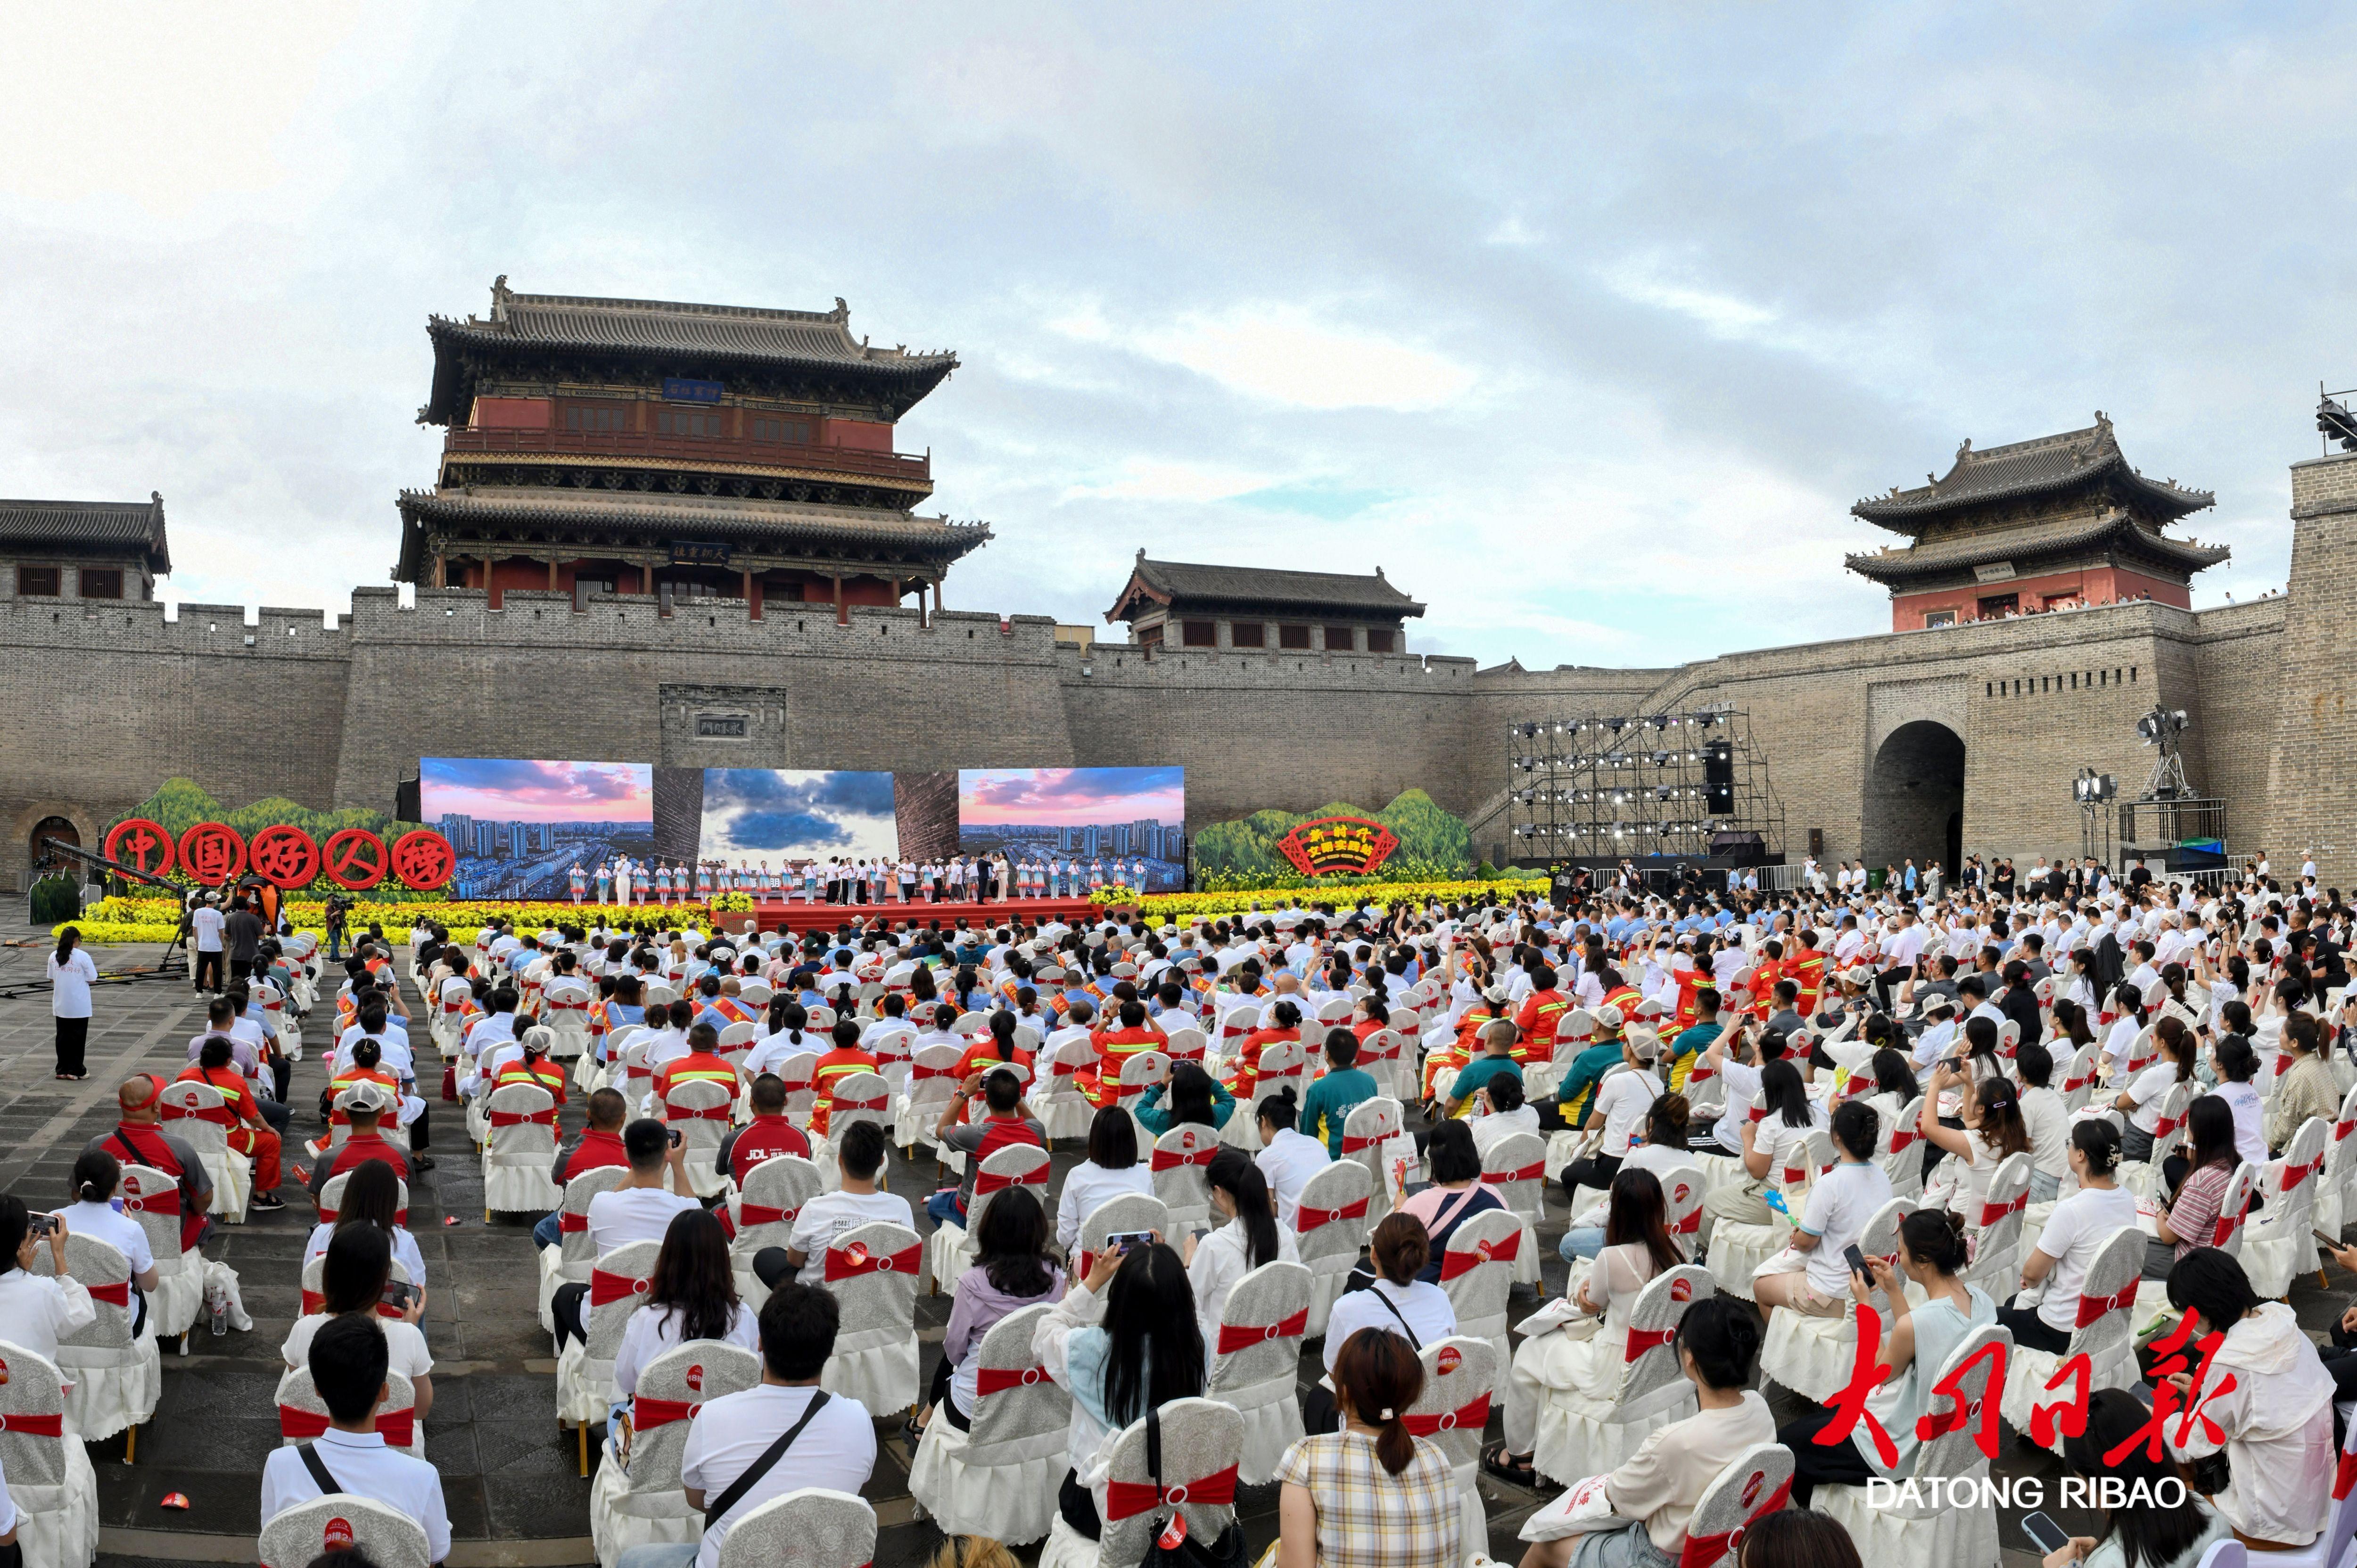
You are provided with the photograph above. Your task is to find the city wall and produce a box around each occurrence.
[5,451,2347,894]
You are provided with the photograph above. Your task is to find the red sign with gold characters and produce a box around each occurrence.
[1276,816,1400,877]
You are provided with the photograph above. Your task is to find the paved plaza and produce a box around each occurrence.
[0,916,2343,1567]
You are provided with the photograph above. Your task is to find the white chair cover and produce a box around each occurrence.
[1295,1157,1375,1336]
[925,1143,1051,1296]
[31,1233,158,1442]
[274,1367,423,1460]
[1410,1335,1498,1557]
[2000,1223,2153,1451]
[543,980,593,1059]
[554,1239,660,1426]
[0,1340,99,1568]
[725,1155,823,1303]
[664,1079,737,1200]
[892,1043,964,1151]
[116,1163,201,1339]
[1483,1129,1550,1287]
[1038,1037,1105,1142]
[158,1078,249,1224]
[2245,1115,2330,1298]
[1205,1259,1311,1484]
[907,1303,1071,1544]
[714,1486,876,1568]
[1038,1398,1245,1568]
[1816,1323,2011,1568]
[482,1082,564,1216]
[819,1220,921,1416]
[1340,1097,1404,1218]
[1525,1262,1710,1484]
[1077,1193,1171,1281]
[588,1340,762,1568]
[1759,1197,1914,1402]
[1959,1153,2034,1297]
[257,1493,430,1568]
[540,1164,628,1333]
[1149,1123,1219,1231]
[1659,1442,1793,1568]
[1438,1208,1524,1400]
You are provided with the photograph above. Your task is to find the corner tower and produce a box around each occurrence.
[395,277,991,617]
[1846,414,2225,631]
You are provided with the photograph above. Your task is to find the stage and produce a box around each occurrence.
[741,894,1114,935]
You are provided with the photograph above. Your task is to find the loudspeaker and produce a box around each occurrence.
[395,776,421,823]
[1703,740,1734,815]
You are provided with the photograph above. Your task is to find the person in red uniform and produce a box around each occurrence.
[954,1010,1036,1084]
[1080,999,1162,1107]
[714,1073,811,1187]
[531,1087,632,1251]
[1225,1000,1302,1103]
[306,1081,412,1207]
[490,1032,569,1102]
[926,1065,1046,1224]
[809,1019,881,1137]
[176,1035,286,1210]
[1788,931,1829,1020]
[652,1021,741,1105]
[85,1074,214,1254]
[1513,966,1568,1066]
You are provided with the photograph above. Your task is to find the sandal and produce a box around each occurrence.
[901,1412,925,1448]
[1482,1442,1539,1486]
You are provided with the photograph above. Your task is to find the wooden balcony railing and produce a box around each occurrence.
[442,426,931,485]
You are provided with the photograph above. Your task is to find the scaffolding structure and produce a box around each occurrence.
[1503,706,1786,869]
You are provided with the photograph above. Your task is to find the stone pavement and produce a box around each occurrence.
[0,914,2347,1567]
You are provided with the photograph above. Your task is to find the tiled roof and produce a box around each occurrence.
[423,278,956,423]
[1853,415,2213,528]
[1106,553,1425,622]
[1845,511,2229,585]
[0,494,170,573]
[395,488,988,581]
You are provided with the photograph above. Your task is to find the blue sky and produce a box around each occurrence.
[3,4,2349,668]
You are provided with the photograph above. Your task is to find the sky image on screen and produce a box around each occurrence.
[700,769,899,864]
[419,757,653,900]
[956,766,1187,891]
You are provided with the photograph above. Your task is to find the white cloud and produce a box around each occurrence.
[1062,458,1279,504]
[1049,302,1477,412]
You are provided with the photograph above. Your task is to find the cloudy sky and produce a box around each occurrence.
[5,4,2350,668]
[701,769,899,859]
[418,758,651,824]
[960,767,1187,827]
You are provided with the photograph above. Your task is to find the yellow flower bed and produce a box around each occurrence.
[1123,876,1532,922]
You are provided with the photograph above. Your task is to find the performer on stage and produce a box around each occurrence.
[569,863,587,904]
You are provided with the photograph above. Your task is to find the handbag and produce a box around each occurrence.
[1139,1404,1249,1568]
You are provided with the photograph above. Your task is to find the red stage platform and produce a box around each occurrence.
[743,895,1110,935]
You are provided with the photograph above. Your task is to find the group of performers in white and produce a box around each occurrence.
[566,852,1154,905]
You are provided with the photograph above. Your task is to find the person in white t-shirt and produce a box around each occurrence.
[1999,1119,2138,1355]
[55,1150,160,1331]
[614,1281,878,1568]
[551,1120,698,1349]
[1561,1027,1666,1197]
[611,1208,761,1398]
[280,1226,435,1426]
[1755,1098,1892,1317]
[2011,1040,2072,1203]
[1252,1089,1332,1229]
[2114,1016,2197,1163]
[259,1314,452,1565]
[773,1122,914,1287]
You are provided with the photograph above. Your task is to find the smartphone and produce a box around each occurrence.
[668,1128,684,1149]
[27,1213,57,1239]
[1844,1244,1871,1281]
[1104,1229,1157,1254]
[2317,1230,2343,1251]
[380,1280,417,1312]
[2020,1513,2071,1556]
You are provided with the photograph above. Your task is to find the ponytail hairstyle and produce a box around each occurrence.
[1967,1076,2031,1160]
[766,997,799,1039]
[1206,1148,1280,1271]
[2055,999,2096,1051]
[1270,999,1302,1032]
[2153,1015,2198,1076]
[1644,1092,1691,1151]
[932,1002,960,1033]
[1257,1085,1299,1132]
[1330,1326,1424,1476]
[988,1010,1018,1061]
[72,1148,120,1205]
[2071,1116,2123,1180]
[54,926,80,966]
[1897,1207,1969,1275]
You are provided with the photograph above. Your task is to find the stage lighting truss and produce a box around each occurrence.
[1502,707,1783,865]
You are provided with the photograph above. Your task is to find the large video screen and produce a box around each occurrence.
[957,767,1187,891]
[420,759,654,900]
[698,769,900,867]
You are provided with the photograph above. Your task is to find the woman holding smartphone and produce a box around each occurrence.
[280,1223,433,1425]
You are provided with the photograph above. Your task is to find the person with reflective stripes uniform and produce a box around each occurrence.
[177,1035,288,1209]
[809,1020,881,1137]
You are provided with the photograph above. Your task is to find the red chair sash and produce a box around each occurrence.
[488,1107,557,1128]
[2283,1155,2321,1192]
[719,1200,799,1240]
[631,1395,701,1432]
[1216,1308,1308,1353]
[1677,1473,1793,1568]
[2152,1112,2184,1141]
[2210,1207,2245,1249]
[2335,1448,2357,1502]
[1297,1196,1370,1232]
[972,1167,1047,1197]
[910,1063,959,1081]
[120,1188,181,1218]
[162,1101,235,1127]
[86,1280,131,1308]
[280,1405,415,1446]
[1490,1161,1545,1184]
[1104,1461,1241,1522]
[1403,1392,1491,1436]
[1439,1233,1521,1280]
[2075,1279,2139,1329]
[0,1411,67,1436]
[1624,1325,1676,1362]
[589,1268,654,1307]
[1977,1190,2028,1229]
[974,1363,1054,1396]
[835,1094,888,1114]
[1151,1145,1219,1172]
[1888,1128,1919,1154]
[1672,1204,1702,1236]
[824,1240,920,1281]
[669,1103,733,1122]
[560,1210,590,1234]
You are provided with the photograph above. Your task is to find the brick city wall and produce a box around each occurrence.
[0,462,2334,892]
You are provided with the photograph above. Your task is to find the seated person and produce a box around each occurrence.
[1513,1298,1774,1568]
[258,1314,451,1564]
[2036,1387,2230,1568]
[1394,1121,1505,1283]
[766,1122,914,1287]
[282,1224,434,1428]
